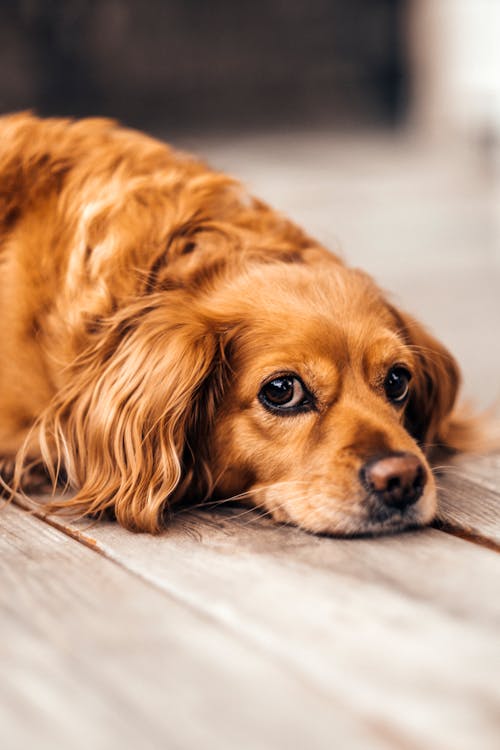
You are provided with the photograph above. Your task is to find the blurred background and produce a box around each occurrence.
[1,0,499,402]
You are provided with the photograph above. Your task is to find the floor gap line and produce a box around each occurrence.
[432,519,500,553]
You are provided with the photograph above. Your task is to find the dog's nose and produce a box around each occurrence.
[360,452,426,509]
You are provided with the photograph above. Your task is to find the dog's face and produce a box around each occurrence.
[202,262,459,536]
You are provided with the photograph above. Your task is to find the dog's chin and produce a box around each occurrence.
[266,486,437,538]
[350,488,437,537]
[344,504,433,538]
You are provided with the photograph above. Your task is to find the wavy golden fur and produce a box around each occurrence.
[0,113,485,535]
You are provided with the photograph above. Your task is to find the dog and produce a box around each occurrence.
[0,112,481,536]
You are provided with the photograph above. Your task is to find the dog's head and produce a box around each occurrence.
[204,262,460,535]
[43,254,460,536]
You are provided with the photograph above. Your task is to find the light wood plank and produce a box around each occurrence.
[26,501,500,750]
[1,503,391,750]
[437,455,500,546]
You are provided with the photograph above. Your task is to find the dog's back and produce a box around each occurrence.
[0,113,173,456]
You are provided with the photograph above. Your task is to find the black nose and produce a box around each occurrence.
[359,452,426,510]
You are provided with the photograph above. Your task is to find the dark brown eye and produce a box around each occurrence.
[259,375,312,413]
[384,366,412,404]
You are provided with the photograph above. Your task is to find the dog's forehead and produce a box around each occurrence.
[234,312,402,368]
[227,262,403,369]
[235,262,392,327]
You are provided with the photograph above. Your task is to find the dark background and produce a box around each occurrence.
[0,0,409,135]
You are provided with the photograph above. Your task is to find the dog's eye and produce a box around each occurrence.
[259,375,312,413]
[384,366,412,404]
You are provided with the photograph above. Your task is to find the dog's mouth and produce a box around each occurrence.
[351,497,428,536]
[260,483,437,538]
[337,481,437,537]
[306,500,434,539]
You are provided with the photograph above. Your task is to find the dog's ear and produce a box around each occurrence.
[389,306,461,451]
[28,298,223,532]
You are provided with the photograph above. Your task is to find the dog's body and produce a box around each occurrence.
[0,113,478,535]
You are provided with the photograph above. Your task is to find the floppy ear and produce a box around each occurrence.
[24,297,222,532]
[390,307,461,451]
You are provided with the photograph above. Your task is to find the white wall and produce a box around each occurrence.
[409,0,500,138]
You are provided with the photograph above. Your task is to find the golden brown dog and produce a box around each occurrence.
[0,113,479,535]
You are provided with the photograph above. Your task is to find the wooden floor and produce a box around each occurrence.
[2,132,500,750]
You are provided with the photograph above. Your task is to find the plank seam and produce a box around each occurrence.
[432,519,500,554]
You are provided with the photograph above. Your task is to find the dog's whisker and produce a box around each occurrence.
[178,480,313,516]
[431,465,465,474]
